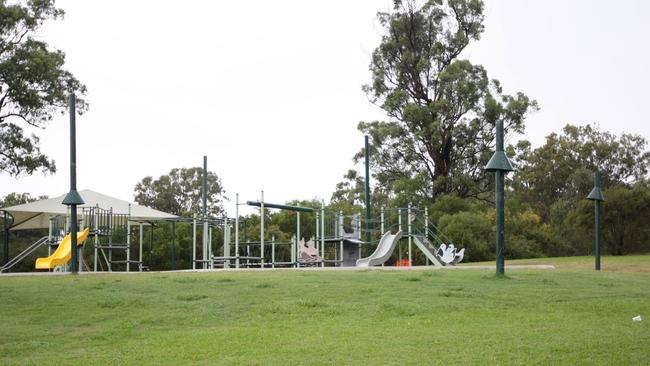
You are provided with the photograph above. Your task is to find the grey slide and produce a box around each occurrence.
[356,230,403,267]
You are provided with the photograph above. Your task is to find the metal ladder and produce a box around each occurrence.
[412,235,446,267]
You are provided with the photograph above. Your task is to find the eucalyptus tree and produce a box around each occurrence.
[0,0,87,176]
[357,0,537,201]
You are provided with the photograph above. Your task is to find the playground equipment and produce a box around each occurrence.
[0,91,470,272]
[356,230,403,267]
[0,185,465,272]
[0,190,176,273]
[203,190,464,269]
[184,188,465,269]
[297,238,324,265]
[35,228,90,269]
[1,132,465,272]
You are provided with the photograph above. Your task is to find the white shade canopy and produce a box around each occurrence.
[1,189,177,230]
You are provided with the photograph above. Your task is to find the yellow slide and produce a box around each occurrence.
[35,228,90,270]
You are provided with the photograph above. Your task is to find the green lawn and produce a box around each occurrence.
[463,253,650,272]
[1,256,649,365]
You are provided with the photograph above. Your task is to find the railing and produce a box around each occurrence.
[0,236,49,272]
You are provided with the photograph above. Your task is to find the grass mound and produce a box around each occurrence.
[1,255,648,365]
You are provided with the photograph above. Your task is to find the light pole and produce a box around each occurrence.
[364,135,371,256]
[587,171,605,271]
[62,93,85,273]
[484,120,513,276]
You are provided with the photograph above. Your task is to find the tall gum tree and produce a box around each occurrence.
[357,0,537,202]
[0,0,87,176]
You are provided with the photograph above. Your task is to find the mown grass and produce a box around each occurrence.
[1,255,649,365]
[463,253,650,272]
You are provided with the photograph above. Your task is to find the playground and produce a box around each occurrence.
[2,0,650,364]
[0,149,467,273]
[0,255,648,365]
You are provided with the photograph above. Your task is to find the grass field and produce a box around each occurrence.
[1,255,649,365]
[463,254,650,272]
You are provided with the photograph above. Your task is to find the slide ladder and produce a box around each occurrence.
[410,215,465,265]
[412,235,445,267]
[0,236,49,273]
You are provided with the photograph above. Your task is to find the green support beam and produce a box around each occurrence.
[484,120,513,276]
[587,171,605,271]
[171,221,176,270]
[62,93,85,274]
[246,201,314,213]
[364,135,371,254]
[2,211,8,270]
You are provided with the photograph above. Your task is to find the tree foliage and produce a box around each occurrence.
[562,184,650,256]
[0,0,87,176]
[134,167,226,217]
[0,191,47,208]
[358,0,537,201]
[512,124,650,218]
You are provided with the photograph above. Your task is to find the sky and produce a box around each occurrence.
[1,0,649,217]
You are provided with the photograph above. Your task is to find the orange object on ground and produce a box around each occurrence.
[395,259,410,267]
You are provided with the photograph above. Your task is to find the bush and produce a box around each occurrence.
[438,211,492,262]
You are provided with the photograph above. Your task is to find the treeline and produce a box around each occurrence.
[331,124,650,262]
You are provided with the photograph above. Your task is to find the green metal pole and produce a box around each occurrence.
[60,94,87,274]
[202,156,208,269]
[407,203,412,266]
[2,211,8,270]
[320,202,325,268]
[260,190,265,268]
[235,193,240,269]
[192,217,196,270]
[495,170,505,275]
[70,94,78,273]
[150,223,153,270]
[587,171,604,271]
[483,118,513,276]
[494,119,506,276]
[364,135,371,254]
[139,223,143,272]
[595,200,600,271]
[594,171,601,271]
[203,156,208,217]
[171,221,176,270]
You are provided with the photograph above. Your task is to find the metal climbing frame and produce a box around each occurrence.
[313,205,457,267]
[82,204,149,272]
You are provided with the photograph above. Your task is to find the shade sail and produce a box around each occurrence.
[1,189,177,230]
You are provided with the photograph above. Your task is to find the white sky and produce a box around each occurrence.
[1,0,649,217]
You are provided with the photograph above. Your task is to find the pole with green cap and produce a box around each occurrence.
[364,135,371,256]
[202,156,208,269]
[586,171,604,271]
[62,94,85,273]
[484,120,514,276]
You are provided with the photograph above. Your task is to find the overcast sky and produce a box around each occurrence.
[1,0,649,216]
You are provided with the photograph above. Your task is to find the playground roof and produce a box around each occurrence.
[1,189,177,230]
